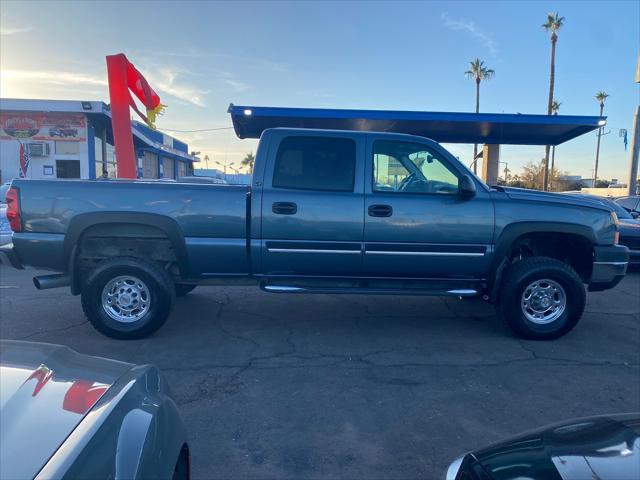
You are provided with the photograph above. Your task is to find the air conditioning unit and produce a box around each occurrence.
[27,143,50,157]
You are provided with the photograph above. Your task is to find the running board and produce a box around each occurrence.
[261,284,479,297]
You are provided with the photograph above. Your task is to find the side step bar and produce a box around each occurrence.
[262,284,479,297]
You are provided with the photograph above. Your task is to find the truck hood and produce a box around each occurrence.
[0,340,133,480]
[497,186,612,212]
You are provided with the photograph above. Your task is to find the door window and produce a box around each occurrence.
[273,136,356,192]
[373,140,459,195]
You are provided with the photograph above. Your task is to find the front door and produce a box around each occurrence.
[363,136,494,278]
[261,132,365,276]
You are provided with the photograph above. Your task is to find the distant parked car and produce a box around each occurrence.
[0,182,12,245]
[445,413,640,480]
[616,195,640,219]
[0,340,189,479]
[567,193,640,265]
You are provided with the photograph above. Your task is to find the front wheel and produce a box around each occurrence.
[81,257,175,339]
[497,257,586,340]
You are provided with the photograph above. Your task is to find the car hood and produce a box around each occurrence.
[497,187,612,212]
[473,414,640,480]
[0,340,133,480]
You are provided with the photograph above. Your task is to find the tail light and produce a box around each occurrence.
[5,186,22,232]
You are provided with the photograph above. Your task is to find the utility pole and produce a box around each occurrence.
[627,52,640,195]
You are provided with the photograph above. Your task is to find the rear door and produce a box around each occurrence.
[363,135,494,278]
[260,131,365,276]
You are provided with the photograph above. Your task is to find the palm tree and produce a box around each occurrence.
[241,151,255,173]
[542,12,565,191]
[593,91,609,186]
[550,100,561,190]
[465,59,495,174]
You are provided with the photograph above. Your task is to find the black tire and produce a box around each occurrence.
[81,256,175,339]
[175,284,197,297]
[497,256,586,340]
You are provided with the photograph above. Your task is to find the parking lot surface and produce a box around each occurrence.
[1,265,639,479]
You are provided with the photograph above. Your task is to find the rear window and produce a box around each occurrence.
[273,136,356,192]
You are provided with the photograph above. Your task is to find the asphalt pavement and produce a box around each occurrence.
[1,265,639,479]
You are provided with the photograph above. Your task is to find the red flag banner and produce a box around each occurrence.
[106,53,166,178]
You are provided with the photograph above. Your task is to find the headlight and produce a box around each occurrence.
[611,212,620,245]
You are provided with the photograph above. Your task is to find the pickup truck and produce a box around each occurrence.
[1,128,629,340]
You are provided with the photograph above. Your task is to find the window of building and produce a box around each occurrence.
[273,136,356,192]
[373,140,459,195]
[141,151,158,179]
[55,141,80,155]
[162,156,175,179]
[56,159,80,178]
[177,160,187,178]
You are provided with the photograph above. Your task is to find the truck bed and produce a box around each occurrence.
[12,179,250,275]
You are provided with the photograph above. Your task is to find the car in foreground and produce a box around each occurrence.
[445,413,640,480]
[0,122,629,341]
[0,340,189,479]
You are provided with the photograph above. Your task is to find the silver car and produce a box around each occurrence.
[0,340,189,479]
[0,182,11,245]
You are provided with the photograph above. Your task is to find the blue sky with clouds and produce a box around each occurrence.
[1,0,638,180]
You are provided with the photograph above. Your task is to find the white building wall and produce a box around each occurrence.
[0,137,89,182]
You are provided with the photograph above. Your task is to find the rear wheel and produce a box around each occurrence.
[497,256,586,340]
[81,256,175,339]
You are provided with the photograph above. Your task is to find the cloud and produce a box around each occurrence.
[145,67,209,107]
[223,78,250,93]
[1,66,209,108]
[0,25,32,36]
[1,69,107,86]
[441,12,498,57]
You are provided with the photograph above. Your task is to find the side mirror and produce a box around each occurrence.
[458,174,476,198]
[631,211,640,219]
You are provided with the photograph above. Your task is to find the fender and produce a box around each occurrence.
[65,212,191,278]
[488,221,597,300]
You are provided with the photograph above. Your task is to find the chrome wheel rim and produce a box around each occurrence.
[521,278,566,325]
[101,275,151,323]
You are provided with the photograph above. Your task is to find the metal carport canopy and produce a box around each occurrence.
[228,104,605,146]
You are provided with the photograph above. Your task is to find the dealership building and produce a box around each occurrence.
[0,98,197,183]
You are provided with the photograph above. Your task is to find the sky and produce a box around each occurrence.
[1,0,638,180]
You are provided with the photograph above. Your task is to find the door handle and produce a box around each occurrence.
[368,204,393,217]
[272,202,297,215]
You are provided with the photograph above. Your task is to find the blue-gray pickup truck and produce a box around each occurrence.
[1,128,629,340]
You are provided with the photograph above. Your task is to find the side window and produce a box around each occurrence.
[373,140,459,194]
[273,136,356,192]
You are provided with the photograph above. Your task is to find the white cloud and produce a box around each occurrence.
[223,78,250,93]
[0,25,32,35]
[145,67,209,107]
[441,12,498,57]
[1,69,107,86]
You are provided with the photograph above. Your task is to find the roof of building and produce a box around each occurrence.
[0,98,197,162]
[228,104,605,146]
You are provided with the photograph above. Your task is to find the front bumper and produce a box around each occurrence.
[589,245,629,291]
[0,243,23,269]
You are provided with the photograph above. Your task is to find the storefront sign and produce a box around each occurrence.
[0,112,86,141]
